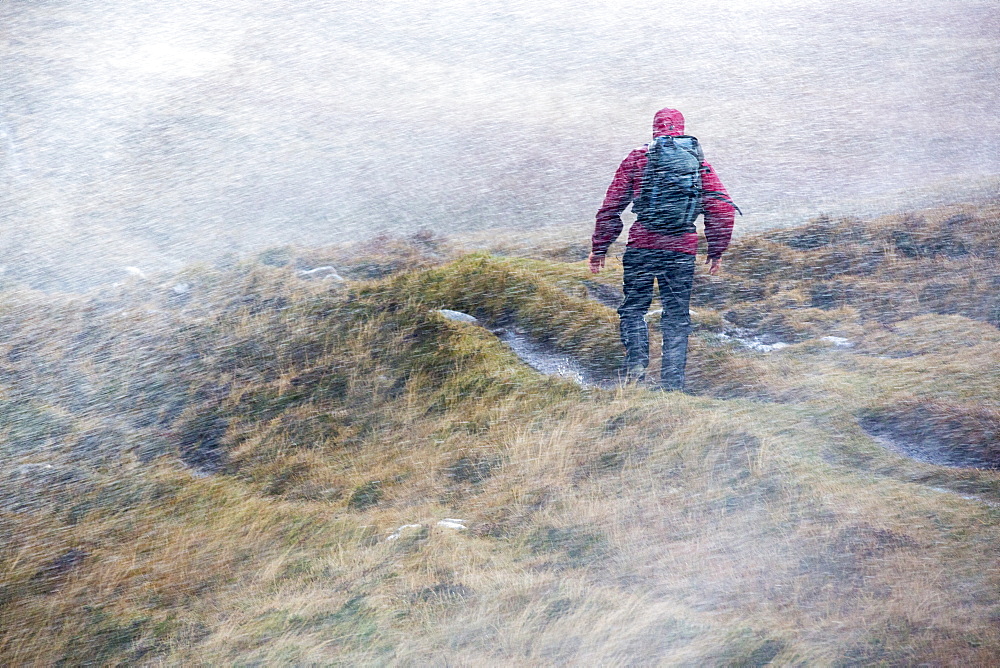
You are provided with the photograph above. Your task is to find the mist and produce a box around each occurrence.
[1,0,998,289]
[5,2,1000,662]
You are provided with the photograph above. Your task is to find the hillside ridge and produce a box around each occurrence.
[1,202,999,664]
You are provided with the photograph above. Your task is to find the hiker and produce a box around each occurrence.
[589,107,736,391]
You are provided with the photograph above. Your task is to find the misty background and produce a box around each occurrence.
[1,0,998,290]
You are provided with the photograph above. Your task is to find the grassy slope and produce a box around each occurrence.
[1,203,1000,664]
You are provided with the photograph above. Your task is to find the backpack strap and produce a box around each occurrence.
[701,189,743,216]
[694,154,742,216]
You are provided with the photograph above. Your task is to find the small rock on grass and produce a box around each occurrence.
[386,524,423,541]
[821,335,853,347]
[299,266,344,281]
[434,309,478,324]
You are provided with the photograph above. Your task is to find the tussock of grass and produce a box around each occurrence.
[2,202,1000,664]
[382,253,624,374]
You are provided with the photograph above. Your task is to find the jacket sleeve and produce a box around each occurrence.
[591,151,639,256]
[700,161,735,259]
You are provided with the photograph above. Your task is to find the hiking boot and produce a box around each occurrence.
[623,364,647,384]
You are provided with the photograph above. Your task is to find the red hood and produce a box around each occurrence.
[652,107,685,138]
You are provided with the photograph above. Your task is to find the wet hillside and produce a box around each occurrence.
[1,203,999,664]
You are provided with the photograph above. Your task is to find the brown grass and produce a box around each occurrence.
[2,202,1000,664]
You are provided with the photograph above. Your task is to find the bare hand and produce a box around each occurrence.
[706,257,722,276]
[589,252,606,275]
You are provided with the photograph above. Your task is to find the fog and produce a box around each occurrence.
[1,0,998,289]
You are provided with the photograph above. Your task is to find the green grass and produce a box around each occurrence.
[1,202,999,664]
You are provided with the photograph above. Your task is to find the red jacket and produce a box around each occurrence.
[592,108,735,259]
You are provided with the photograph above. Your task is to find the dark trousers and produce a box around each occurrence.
[618,248,696,390]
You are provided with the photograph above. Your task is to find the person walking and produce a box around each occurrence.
[589,107,736,391]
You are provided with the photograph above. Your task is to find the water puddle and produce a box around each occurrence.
[713,330,855,353]
[434,309,615,388]
[493,328,616,389]
[576,284,809,354]
[714,330,791,353]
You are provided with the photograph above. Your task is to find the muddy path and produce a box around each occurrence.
[492,327,618,389]
[435,309,617,389]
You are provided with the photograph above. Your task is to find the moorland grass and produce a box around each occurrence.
[1,203,999,664]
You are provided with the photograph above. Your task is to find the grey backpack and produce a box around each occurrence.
[633,134,705,235]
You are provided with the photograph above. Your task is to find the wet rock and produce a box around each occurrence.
[821,335,853,347]
[434,309,478,323]
[387,524,429,552]
[386,524,423,541]
[299,266,344,281]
